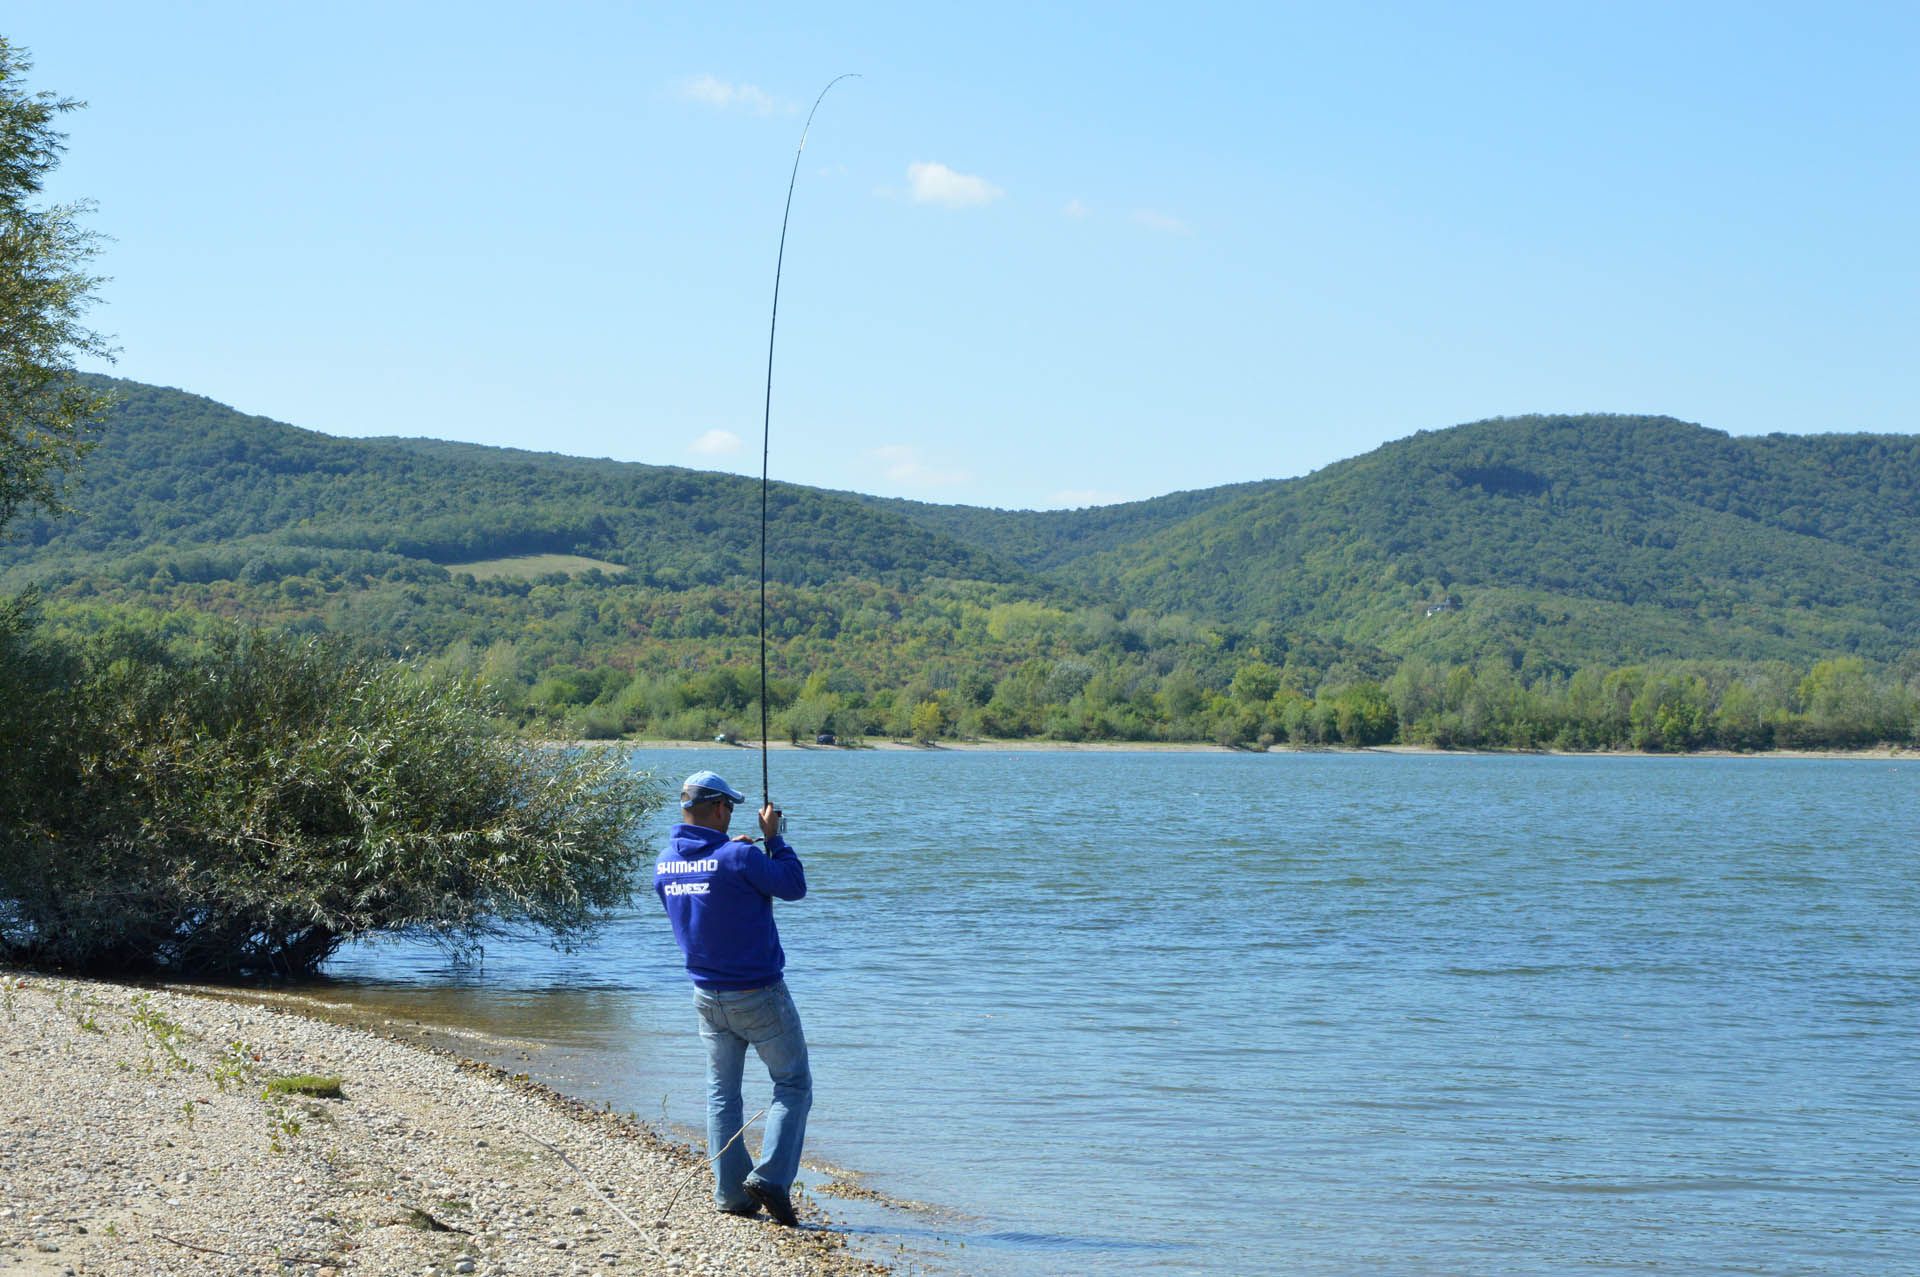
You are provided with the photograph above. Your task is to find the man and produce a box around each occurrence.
[654,769,811,1226]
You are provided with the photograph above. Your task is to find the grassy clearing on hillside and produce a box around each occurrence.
[447,554,629,581]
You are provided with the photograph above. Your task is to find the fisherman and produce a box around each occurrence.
[654,769,811,1226]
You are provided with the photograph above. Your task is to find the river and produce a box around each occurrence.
[320,749,1920,1275]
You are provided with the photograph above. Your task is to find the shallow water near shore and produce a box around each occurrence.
[323,750,1920,1274]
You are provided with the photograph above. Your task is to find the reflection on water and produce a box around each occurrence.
[324,751,1920,1275]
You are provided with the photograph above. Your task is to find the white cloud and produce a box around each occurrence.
[690,428,745,456]
[1062,198,1090,219]
[907,161,1004,208]
[677,75,783,116]
[1132,209,1191,235]
[1049,488,1130,509]
[870,443,972,487]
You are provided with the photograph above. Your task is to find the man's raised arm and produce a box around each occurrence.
[740,802,806,900]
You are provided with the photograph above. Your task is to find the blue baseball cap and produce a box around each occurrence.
[680,770,748,808]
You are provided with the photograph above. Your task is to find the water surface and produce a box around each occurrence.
[325,750,1920,1274]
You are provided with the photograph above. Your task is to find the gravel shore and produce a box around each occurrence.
[0,971,888,1277]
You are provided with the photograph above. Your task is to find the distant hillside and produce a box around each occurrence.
[4,381,1918,672]
[3,378,1021,591]
[1056,415,1920,664]
[851,480,1281,572]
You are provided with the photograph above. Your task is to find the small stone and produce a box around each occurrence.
[454,1261,477,1275]
[569,1206,586,1216]
[550,1238,569,1249]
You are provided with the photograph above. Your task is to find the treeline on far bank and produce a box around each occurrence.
[29,598,1919,753]
[456,649,1920,754]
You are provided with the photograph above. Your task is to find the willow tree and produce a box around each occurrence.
[1,629,661,977]
[0,43,659,978]
[0,36,110,535]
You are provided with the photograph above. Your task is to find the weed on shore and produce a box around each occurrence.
[264,1073,345,1100]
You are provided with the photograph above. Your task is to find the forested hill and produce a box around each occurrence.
[5,380,1920,671]
[1051,414,1920,664]
[4,378,1022,589]
[849,479,1284,572]
[857,413,1920,664]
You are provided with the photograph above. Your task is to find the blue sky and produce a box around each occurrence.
[11,2,1918,508]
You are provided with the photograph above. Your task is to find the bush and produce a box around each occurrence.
[566,705,628,741]
[1328,682,1397,746]
[0,623,659,978]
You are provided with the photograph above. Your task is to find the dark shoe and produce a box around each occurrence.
[718,1200,761,1218]
[744,1178,798,1227]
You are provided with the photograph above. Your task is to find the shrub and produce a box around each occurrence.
[1328,682,1398,746]
[565,705,628,741]
[0,623,659,978]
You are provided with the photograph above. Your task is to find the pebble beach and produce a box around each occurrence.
[0,972,888,1277]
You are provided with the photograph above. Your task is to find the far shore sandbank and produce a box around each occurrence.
[569,738,1913,761]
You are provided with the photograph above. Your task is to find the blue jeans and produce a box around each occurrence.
[693,979,812,1209]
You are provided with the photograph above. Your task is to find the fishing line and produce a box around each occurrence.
[759,73,858,815]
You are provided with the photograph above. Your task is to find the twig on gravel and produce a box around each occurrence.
[402,1205,471,1234]
[527,1131,657,1244]
[156,1233,238,1257]
[527,1104,768,1255]
[657,1107,768,1223]
[156,1231,329,1264]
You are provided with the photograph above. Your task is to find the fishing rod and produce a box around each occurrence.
[759,73,859,829]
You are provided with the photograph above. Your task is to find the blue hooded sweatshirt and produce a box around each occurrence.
[654,823,807,990]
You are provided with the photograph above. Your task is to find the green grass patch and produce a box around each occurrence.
[263,1073,345,1099]
[446,553,629,581]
